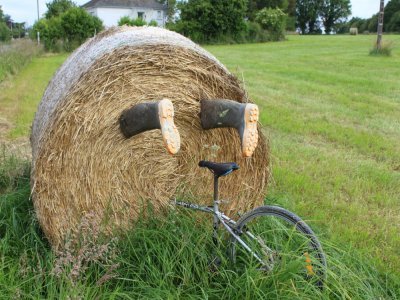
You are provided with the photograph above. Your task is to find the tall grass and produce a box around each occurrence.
[0,151,398,299]
[0,39,42,82]
[369,41,394,56]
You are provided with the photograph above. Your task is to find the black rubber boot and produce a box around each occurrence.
[200,99,259,157]
[119,99,180,154]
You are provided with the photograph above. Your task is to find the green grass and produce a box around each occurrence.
[0,53,68,138]
[0,35,400,298]
[206,34,400,278]
[0,155,398,299]
[0,40,42,83]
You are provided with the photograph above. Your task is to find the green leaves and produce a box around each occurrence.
[175,0,247,43]
[117,16,157,27]
[45,0,76,19]
[31,6,103,52]
[255,7,287,40]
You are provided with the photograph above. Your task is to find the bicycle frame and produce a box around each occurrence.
[173,174,267,265]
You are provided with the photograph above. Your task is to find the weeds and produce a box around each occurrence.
[0,145,30,193]
[53,211,119,286]
[369,41,393,56]
[0,39,42,82]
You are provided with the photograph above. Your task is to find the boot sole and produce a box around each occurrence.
[158,99,181,155]
[242,104,259,157]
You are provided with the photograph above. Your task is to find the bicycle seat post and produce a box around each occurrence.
[212,174,220,247]
[213,174,219,205]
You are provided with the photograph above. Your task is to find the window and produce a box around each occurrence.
[138,12,144,19]
[157,11,162,19]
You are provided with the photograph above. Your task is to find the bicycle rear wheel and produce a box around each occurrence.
[230,206,326,288]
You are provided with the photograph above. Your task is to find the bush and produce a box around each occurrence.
[31,7,103,52]
[0,22,11,42]
[148,20,158,27]
[131,18,147,27]
[118,16,132,26]
[118,16,148,27]
[31,17,63,51]
[61,7,103,51]
[246,21,270,43]
[255,8,287,41]
[174,0,247,43]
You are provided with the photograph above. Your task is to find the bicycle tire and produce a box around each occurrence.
[229,205,327,288]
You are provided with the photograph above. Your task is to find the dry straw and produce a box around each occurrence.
[31,26,270,247]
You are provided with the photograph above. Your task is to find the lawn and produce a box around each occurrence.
[207,34,400,273]
[0,53,69,139]
[0,35,399,298]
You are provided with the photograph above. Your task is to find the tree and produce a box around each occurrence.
[31,17,62,49]
[45,0,76,19]
[383,0,400,31]
[0,22,11,41]
[12,22,26,38]
[320,0,351,34]
[296,0,323,34]
[32,6,103,51]
[176,0,247,42]
[60,7,103,49]
[0,5,4,22]
[387,10,400,31]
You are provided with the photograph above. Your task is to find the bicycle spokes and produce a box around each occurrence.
[232,213,324,286]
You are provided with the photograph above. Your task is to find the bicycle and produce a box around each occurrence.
[174,160,327,288]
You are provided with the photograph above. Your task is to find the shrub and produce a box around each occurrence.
[117,16,133,26]
[175,0,247,43]
[148,20,158,27]
[61,7,103,51]
[117,16,148,27]
[255,8,287,41]
[131,18,147,27]
[31,17,63,51]
[31,7,103,52]
[246,21,270,43]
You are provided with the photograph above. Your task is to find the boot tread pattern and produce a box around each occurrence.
[158,99,181,155]
[242,104,259,157]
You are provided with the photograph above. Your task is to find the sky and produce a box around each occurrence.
[0,0,388,27]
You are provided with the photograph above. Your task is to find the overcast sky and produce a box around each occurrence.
[0,0,387,27]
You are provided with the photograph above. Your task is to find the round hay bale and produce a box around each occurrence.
[31,26,270,247]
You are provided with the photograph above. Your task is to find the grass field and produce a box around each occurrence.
[0,53,68,139]
[0,35,399,298]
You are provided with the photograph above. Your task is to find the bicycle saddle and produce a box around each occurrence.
[199,160,239,177]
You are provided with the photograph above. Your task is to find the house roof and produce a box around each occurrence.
[82,0,167,10]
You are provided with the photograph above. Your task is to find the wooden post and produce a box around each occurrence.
[376,0,385,50]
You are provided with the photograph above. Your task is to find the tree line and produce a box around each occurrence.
[159,0,352,43]
[338,0,400,34]
[12,0,399,52]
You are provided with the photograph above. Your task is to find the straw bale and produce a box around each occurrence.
[31,26,270,247]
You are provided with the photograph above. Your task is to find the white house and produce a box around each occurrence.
[82,0,167,28]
